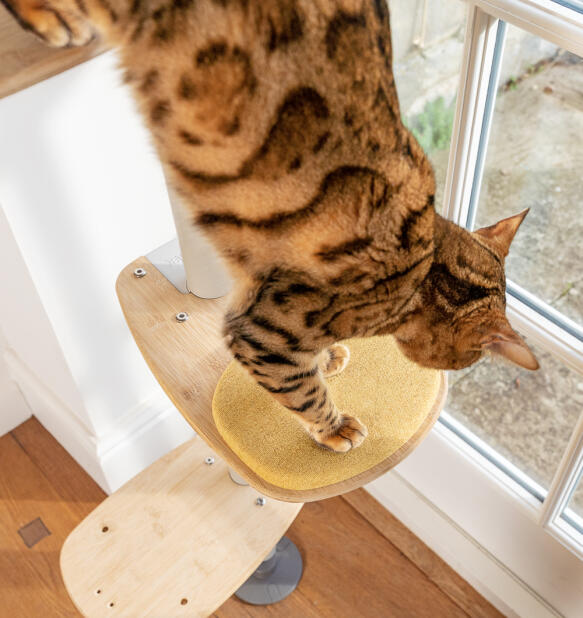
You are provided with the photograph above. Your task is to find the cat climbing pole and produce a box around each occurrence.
[60,248,447,616]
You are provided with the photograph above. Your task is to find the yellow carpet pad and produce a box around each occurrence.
[212,335,443,491]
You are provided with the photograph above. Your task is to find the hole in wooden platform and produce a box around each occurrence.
[180,598,188,605]
[102,525,109,533]
[108,601,115,608]
[96,589,102,595]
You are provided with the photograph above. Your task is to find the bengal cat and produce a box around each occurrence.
[2,0,539,452]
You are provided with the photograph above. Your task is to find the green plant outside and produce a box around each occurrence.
[405,96,456,154]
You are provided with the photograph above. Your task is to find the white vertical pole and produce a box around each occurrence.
[166,186,233,299]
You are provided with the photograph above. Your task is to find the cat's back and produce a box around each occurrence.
[117,0,434,279]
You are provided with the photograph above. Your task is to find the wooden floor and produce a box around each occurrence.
[1,417,502,617]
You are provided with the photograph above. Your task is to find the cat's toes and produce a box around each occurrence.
[320,344,350,378]
[3,0,95,47]
[316,415,368,453]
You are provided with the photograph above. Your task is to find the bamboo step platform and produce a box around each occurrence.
[60,437,301,617]
[114,257,447,502]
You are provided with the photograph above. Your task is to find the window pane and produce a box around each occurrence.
[389,0,466,207]
[447,339,583,490]
[552,1,583,14]
[472,24,583,327]
[562,467,583,530]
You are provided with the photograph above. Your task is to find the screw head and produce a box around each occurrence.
[256,497,266,506]
[175,312,189,322]
[204,456,215,465]
[133,267,147,278]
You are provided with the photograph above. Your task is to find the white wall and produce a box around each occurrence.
[0,206,33,435]
[0,51,194,491]
[0,201,87,428]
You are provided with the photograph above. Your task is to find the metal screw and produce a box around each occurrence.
[133,267,147,278]
[256,497,266,506]
[175,312,189,322]
[204,456,214,465]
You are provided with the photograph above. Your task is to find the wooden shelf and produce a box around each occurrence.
[60,436,302,617]
[116,257,446,503]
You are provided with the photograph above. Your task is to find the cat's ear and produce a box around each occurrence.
[474,209,529,257]
[480,320,539,370]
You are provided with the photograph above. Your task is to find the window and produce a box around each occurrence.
[378,1,583,614]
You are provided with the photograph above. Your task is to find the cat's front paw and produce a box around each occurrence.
[316,415,368,453]
[320,343,350,378]
[2,0,95,47]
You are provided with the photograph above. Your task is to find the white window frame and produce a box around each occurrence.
[367,2,583,616]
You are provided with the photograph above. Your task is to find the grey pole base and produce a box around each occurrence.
[234,537,303,605]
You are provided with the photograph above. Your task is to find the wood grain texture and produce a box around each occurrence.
[343,489,504,618]
[60,436,302,618]
[116,257,447,503]
[11,417,106,521]
[0,5,105,99]
[0,418,105,618]
[216,496,470,618]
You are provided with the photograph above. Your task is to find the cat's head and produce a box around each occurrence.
[394,210,539,372]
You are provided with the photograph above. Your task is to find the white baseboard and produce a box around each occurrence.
[0,373,32,436]
[0,337,32,436]
[366,471,560,618]
[98,402,195,493]
[5,350,194,494]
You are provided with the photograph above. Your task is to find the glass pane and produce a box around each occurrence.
[388,0,466,207]
[472,24,583,327]
[552,1,583,14]
[447,338,583,490]
[562,467,583,530]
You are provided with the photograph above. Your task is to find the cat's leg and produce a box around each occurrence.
[318,344,350,378]
[225,323,366,453]
[1,0,96,47]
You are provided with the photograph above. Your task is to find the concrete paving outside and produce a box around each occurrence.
[390,1,583,516]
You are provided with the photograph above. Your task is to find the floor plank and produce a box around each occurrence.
[11,418,106,521]
[0,431,87,617]
[216,497,467,618]
[343,489,503,618]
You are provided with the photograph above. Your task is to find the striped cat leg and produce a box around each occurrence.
[228,334,366,452]
[258,357,367,453]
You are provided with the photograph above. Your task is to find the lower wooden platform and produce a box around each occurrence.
[60,437,301,618]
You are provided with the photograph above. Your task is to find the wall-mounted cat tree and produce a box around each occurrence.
[59,251,447,616]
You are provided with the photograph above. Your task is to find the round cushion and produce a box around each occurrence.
[212,335,444,492]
